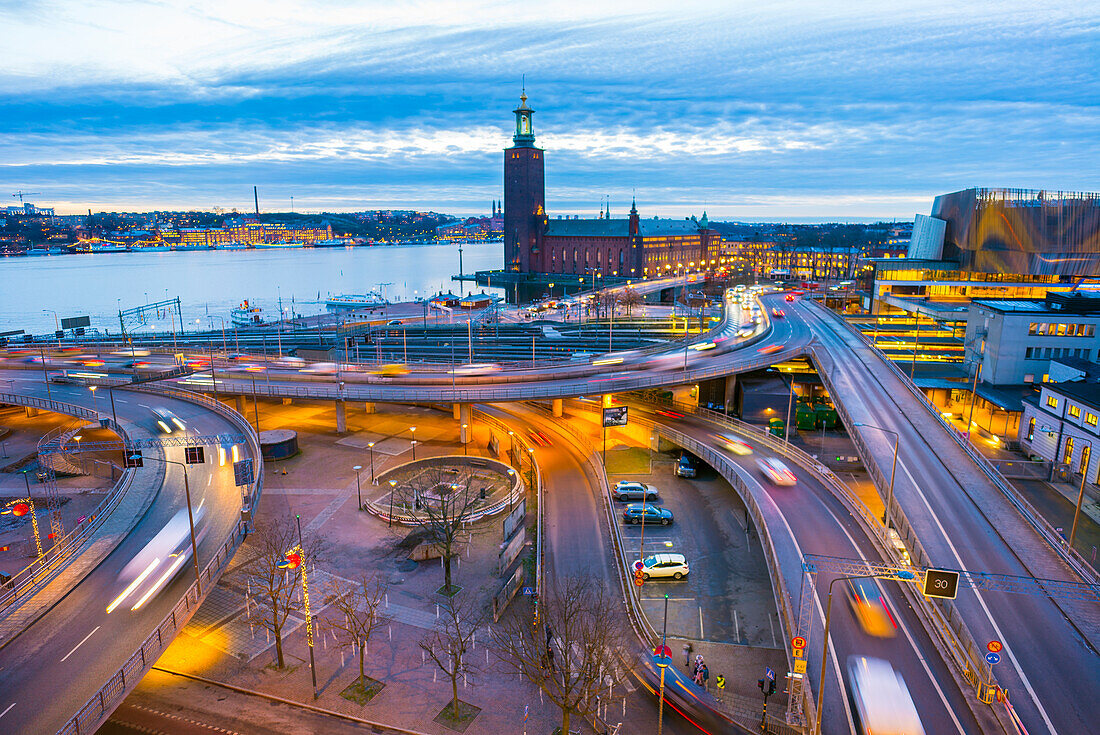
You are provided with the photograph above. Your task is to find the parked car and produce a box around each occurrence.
[623,504,674,526]
[151,407,186,434]
[675,452,697,478]
[846,579,897,638]
[756,457,796,486]
[613,481,659,502]
[638,553,690,580]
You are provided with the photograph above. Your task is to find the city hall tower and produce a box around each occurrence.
[503,92,545,272]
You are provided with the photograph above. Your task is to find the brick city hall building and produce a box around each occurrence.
[503,94,719,279]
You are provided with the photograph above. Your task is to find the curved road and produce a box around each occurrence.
[0,374,251,734]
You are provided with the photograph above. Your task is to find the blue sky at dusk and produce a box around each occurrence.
[1,0,1097,220]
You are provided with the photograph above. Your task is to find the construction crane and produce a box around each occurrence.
[11,191,41,204]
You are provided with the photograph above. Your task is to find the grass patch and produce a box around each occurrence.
[606,447,652,475]
[435,584,463,598]
[340,677,385,705]
[263,662,300,674]
[433,699,481,732]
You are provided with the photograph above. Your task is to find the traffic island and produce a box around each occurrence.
[339,676,384,705]
[366,456,521,525]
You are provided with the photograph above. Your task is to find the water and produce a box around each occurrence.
[0,243,503,335]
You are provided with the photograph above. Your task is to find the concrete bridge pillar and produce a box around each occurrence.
[364,402,376,414]
[552,398,563,417]
[724,375,738,411]
[282,397,293,405]
[601,394,614,408]
[24,406,39,418]
[453,403,461,420]
[235,395,245,414]
[335,400,347,433]
[670,384,699,407]
[459,403,473,444]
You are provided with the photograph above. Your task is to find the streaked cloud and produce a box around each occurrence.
[1,0,1097,218]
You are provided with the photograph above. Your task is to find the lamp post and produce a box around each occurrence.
[461,423,468,456]
[656,593,671,735]
[132,453,201,595]
[409,426,416,459]
[367,442,376,483]
[854,422,900,531]
[814,570,914,735]
[388,479,397,527]
[353,465,363,512]
[294,514,318,699]
[43,309,61,347]
[89,385,99,415]
[1069,437,1093,549]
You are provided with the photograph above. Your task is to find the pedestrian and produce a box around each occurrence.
[701,663,710,690]
[693,668,704,687]
[682,643,692,669]
[694,654,704,676]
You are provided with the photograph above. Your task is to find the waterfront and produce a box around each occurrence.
[0,242,503,335]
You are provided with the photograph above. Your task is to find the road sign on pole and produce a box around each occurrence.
[791,636,806,649]
[987,640,1003,653]
[986,652,1001,665]
[923,568,960,599]
[764,666,775,682]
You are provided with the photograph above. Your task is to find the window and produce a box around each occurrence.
[1087,413,1098,427]
[1057,323,1067,336]
[1046,395,1059,409]
[1028,322,1038,335]
[1081,445,1091,475]
[1026,417,1035,441]
[1024,374,1035,383]
[1069,405,1081,418]
[1064,437,1075,465]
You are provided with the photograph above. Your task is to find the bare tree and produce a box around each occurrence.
[618,288,642,316]
[391,467,483,594]
[325,574,390,687]
[420,592,485,721]
[492,575,631,734]
[238,516,323,669]
[596,290,618,320]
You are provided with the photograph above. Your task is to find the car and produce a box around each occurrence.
[785,294,796,302]
[623,504,674,525]
[452,363,501,376]
[613,481,659,501]
[151,407,186,434]
[713,433,752,455]
[847,656,925,735]
[756,457,796,486]
[638,553,690,580]
[771,308,785,318]
[675,452,697,477]
[386,319,403,325]
[757,344,782,355]
[526,429,551,447]
[846,578,897,638]
[371,363,410,377]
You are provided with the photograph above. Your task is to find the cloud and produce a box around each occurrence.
[0,0,1097,216]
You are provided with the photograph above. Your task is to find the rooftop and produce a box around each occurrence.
[543,217,707,239]
[1047,381,1100,411]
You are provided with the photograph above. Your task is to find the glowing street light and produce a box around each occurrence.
[352,465,363,512]
[367,441,376,483]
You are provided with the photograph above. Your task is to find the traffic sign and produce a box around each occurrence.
[522,586,534,595]
[923,568,960,599]
[987,640,1003,653]
[764,666,775,682]
[986,652,1001,665]
[794,659,807,674]
[791,636,806,649]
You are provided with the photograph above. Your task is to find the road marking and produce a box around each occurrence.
[699,606,705,639]
[0,703,13,718]
[61,626,100,662]
[138,403,150,409]
[895,457,1057,735]
[207,476,212,487]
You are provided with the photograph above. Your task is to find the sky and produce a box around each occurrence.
[1,0,1098,221]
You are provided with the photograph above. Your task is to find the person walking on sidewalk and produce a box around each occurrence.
[700,663,710,690]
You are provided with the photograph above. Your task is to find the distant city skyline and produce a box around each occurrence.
[1,1,1097,219]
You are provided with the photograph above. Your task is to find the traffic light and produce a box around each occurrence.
[758,678,776,696]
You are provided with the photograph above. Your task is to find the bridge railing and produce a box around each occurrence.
[55,384,264,735]
[0,393,134,628]
[809,302,1099,585]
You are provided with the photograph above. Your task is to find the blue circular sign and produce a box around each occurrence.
[986,652,1001,665]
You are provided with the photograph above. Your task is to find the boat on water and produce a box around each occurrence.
[311,238,354,248]
[326,292,388,309]
[77,243,130,253]
[254,240,308,249]
[231,300,265,326]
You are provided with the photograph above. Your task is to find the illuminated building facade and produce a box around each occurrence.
[503,94,718,278]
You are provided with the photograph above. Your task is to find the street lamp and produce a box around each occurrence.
[409,427,416,459]
[1069,437,1093,549]
[367,442,376,483]
[131,453,202,595]
[388,479,397,527]
[461,423,468,456]
[855,422,900,531]
[353,465,363,512]
[89,385,98,415]
[814,570,915,735]
[655,593,671,735]
[43,309,61,347]
[411,440,418,460]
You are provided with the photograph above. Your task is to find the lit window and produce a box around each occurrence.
[1063,437,1075,465]
[1026,418,1035,441]
[1046,395,1059,409]
[1087,413,1098,427]
[1069,405,1081,418]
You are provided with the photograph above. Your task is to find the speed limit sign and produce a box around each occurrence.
[923,569,960,599]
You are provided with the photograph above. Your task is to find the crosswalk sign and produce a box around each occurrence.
[523,586,534,595]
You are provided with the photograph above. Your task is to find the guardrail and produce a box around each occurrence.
[366,456,523,526]
[56,383,265,735]
[0,392,134,629]
[807,302,1099,585]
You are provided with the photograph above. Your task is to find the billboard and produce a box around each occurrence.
[602,406,628,427]
[61,316,91,330]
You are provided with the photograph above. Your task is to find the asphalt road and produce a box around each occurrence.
[0,372,250,734]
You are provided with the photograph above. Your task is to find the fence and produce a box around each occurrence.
[0,393,134,628]
[55,382,264,735]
